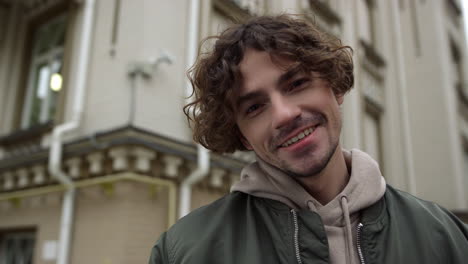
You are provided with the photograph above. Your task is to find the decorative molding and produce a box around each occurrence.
[133,147,156,173]
[2,171,14,190]
[361,68,384,111]
[86,152,104,175]
[109,147,130,171]
[20,0,65,16]
[65,157,82,179]
[231,0,265,16]
[213,0,266,22]
[32,165,46,184]
[0,126,248,193]
[359,39,386,69]
[162,155,183,178]
[0,121,53,158]
[307,0,341,25]
[16,168,29,188]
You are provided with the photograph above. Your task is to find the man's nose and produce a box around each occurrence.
[271,96,301,129]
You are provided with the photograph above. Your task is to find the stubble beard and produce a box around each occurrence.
[280,138,340,178]
[266,110,342,179]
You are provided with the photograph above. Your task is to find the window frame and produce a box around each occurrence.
[11,1,75,132]
[0,229,36,264]
[20,14,67,129]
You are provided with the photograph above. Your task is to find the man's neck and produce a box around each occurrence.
[295,146,350,205]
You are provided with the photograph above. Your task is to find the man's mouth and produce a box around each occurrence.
[279,126,317,148]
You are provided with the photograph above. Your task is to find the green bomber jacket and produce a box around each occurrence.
[149,185,468,264]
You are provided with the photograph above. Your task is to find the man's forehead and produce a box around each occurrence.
[238,49,296,76]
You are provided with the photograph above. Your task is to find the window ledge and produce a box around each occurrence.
[0,121,53,148]
[359,39,386,68]
[213,0,254,22]
[308,0,341,25]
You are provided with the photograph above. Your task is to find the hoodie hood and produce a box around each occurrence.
[231,149,386,226]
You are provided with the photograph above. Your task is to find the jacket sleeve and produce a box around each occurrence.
[148,232,172,264]
[439,207,468,262]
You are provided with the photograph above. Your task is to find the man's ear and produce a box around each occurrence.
[336,93,344,105]
[240,134,253,150]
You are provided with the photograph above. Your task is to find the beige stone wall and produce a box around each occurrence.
[70,181,169,264]
[79,0,193,142]
[0,193,62,264]
[191,186,227,211]
[0,181,171,264]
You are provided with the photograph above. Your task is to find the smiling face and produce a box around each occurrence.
[235,49,344,178]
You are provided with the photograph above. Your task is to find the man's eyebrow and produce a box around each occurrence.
[276,66,303,87]
[235,66,305,109]
[235,91,264,109]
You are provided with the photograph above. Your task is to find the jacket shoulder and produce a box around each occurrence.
[384,185,468,260]
[385,185,465,224]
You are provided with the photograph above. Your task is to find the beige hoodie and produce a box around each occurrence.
[231,149,386,264]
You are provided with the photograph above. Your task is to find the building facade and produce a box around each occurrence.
[0,0,467,263]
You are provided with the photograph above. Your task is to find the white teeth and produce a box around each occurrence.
[281,127,316,148]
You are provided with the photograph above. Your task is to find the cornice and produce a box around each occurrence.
[0,126,251,194]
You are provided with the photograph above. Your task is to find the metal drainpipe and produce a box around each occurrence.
[48,0,95,263]
[179,0,210,219]
[179,145,209,218]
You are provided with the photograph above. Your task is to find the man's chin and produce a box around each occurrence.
[282,163,328,178]
[278,146,338,178]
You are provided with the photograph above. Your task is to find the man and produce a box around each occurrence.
[149,15,468,263]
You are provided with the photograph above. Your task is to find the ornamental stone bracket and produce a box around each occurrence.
[0,126,247,194]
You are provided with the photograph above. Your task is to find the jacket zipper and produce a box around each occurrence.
[356,223,366,264]
[291,209,303,264]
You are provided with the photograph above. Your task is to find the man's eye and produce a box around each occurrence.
[246,104,261,114]
[289,78,310,91]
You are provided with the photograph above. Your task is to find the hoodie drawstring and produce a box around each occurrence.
[340,196,355,264]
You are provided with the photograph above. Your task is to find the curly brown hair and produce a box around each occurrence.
[184,14,354,154]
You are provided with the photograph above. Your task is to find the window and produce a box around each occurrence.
[363,110,382,164]
[0,231,35,264]
[360,0,377,47]
[361,68,384,165]
[20,14,67,129]
[366,0,376,45]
